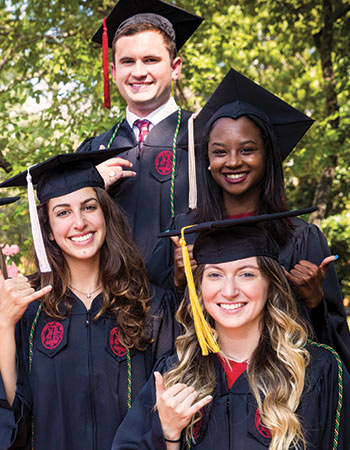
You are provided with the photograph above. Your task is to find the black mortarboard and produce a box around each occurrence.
[92,0,203,50]
[0,149,127,273]
[92,0,203,108]
[194,68,314,160]
[0,196,19,206]
[162,207,316,356]
[0,149,125,203]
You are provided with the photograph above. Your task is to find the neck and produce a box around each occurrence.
[66,256,101,294]
[223,188,260,216]
[216,322,261,362]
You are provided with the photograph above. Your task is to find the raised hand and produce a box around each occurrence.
[97,147,136,189]
[0,271,52,328]
[283,255,336,309]
[154,371,212,444]
[171,236,197,291]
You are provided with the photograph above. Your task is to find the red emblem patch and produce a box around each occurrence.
[193,408,204,440]
[255,408,271,438]
[109,327,126,357]
[155,151,173,175]
[41,321,64,349]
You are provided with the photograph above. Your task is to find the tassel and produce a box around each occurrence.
[27,169,51,273]
[102,17,111,109]
[180,226,219,355]
[187,112,199,210]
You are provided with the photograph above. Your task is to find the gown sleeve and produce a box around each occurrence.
[300,343,350,450]
[280,219,350,371]
[148,285,181,363]
[0,324,31,448]
[111,357,181,450]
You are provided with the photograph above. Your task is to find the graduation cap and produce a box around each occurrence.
[0,196,19,206]
[193,68,314,161]
[161,207,317,356]
[0,149,125,274]
[92,0,203,108]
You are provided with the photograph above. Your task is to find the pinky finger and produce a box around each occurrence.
[26,285,52,304]
[187,395,213,417]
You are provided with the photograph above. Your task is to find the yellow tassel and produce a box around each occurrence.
[180,226,220,356]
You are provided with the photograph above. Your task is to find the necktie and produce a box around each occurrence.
[134,119,151,152]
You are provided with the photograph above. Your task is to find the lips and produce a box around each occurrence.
[223,172,249,183]
[219,302,246,312]
[70,232,94,243]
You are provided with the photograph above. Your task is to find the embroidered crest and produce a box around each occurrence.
[109,327,126,357]
[41,321,64,349]
[155,151,173,175]
[193,408,204,440]
[255,408,272,438]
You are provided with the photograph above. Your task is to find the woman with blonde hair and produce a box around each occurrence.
[114,213,350,449]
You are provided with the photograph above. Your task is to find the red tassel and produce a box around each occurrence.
[102,17,111,109]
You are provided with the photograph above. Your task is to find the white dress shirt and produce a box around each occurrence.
[126,97,178,140]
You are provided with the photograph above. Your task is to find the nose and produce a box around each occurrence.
[73,212,87,230]
[131,60,147,78]
[226,150,242,168]
[221,277,239,299]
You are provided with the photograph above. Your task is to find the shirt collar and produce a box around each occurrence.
[126,96,178,129]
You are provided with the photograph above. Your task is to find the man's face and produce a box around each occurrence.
[111,30,182,117]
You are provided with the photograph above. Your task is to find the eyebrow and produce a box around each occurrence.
[204,264,259,271]
[210,139,257,147]
[52,197,98,212]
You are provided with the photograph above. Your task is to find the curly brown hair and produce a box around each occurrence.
[31,187,152,351]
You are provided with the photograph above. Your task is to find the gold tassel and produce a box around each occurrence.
[180,226,220,356]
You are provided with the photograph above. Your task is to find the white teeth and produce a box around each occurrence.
[220,303,245,310]
[71,233,93,242]
[226,173,247,180]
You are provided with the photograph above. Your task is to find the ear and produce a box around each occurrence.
[171,56,182,81]
[111,62,117,84]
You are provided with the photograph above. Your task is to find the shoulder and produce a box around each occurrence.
[148,283,177,316]
[76,121,127,152]
[173,209,198,228]
[305,341,345,391]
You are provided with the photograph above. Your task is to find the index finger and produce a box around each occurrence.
[106,157,133,168]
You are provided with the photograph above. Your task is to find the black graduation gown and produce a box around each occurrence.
[112,343,350,449]
[0,285,179,450]
[146,210,350,371]
[77,109,197,261]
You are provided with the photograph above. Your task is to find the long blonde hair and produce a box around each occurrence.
[163,257,310,449]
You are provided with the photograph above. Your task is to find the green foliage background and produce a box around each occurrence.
[0,0,349,306]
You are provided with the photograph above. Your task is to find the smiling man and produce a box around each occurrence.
[77,0,203,260]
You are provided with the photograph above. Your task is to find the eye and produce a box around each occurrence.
[240,147,258,155]
[206,271,223,279]
[83,204,97,212]
[56,209,70,217]
[239,271,256,279]
[120,58,134,65]
[144,57,159,63]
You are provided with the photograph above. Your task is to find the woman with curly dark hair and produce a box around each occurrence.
[0,152,177,450]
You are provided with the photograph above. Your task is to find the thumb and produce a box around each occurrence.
[154,371,165,398]
[319,255,337,275]
[282,266,293,282]
[170,236,181,248]
[99,144,106,150]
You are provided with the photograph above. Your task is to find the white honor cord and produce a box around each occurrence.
[26,168,51,273]
[188,111,199,210]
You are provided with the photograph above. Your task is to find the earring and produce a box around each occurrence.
[208,166,211,171]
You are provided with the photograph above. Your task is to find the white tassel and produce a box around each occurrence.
[187,111,199,210]
[27,169,51,273]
